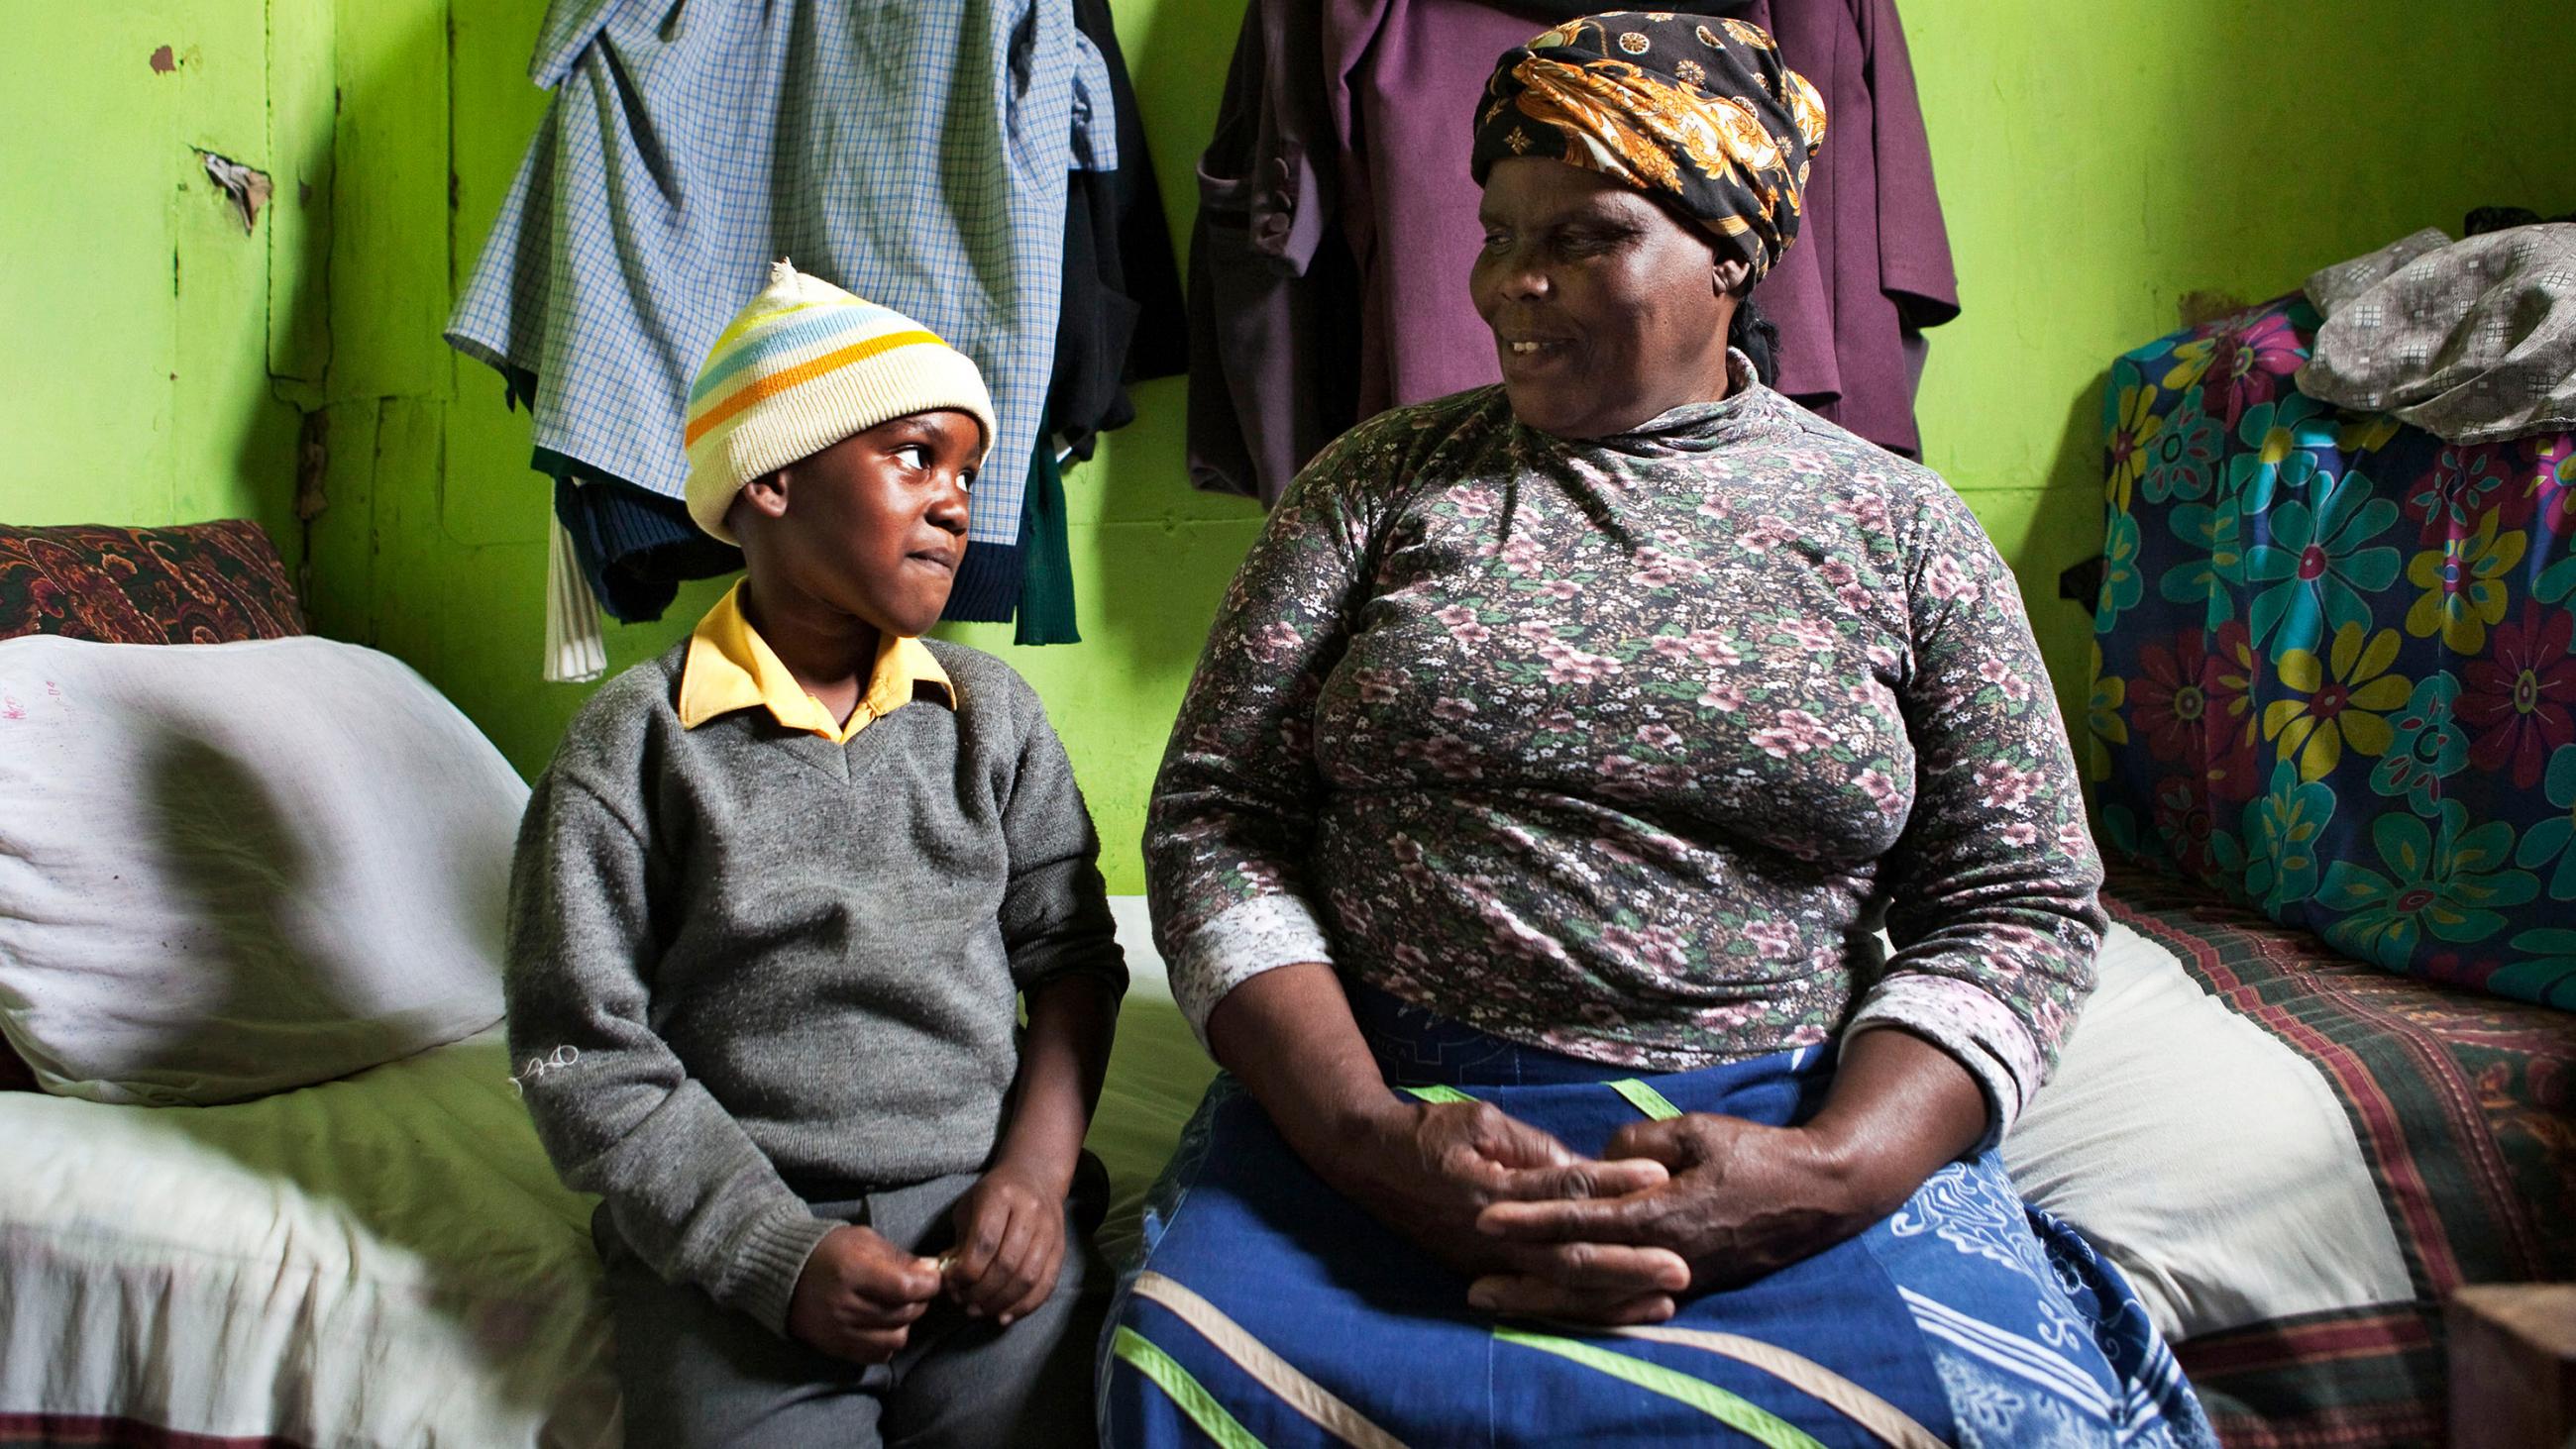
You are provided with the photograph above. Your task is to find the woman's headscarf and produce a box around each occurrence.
[1469,12,1827,282]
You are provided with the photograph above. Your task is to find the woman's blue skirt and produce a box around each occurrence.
[1098,987,2217,1447]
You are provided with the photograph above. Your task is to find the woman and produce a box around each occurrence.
[1110,14,2213,1446]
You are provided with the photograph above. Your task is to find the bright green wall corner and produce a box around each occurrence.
[1901,0,2576,738]
[0,4,304,559]
[9,1,2572,896]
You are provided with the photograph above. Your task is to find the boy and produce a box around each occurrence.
[504,262,1126,1447]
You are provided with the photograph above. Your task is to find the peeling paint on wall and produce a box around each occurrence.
[2177,289,2258,330]
[149,45,176,73]
[195,150,272,233]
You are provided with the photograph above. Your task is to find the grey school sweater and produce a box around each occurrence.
[503,639,1126,1335]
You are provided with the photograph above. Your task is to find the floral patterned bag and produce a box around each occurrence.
[2088,294,2576,1008]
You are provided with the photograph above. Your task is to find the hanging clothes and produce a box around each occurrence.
[449,0,1111,624]
[1184,0,1365,505]
[1324,0,1700,416]
[1010,0,1191,647]
[1050,0,1189,466]
[542,508,608,683]
[547,463,736,627]
[1755,0,1959,456]
[1187,0,1959,504]
[495,361,741,628]
[1013,432,1082,646]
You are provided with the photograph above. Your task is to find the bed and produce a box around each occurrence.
[2066,287,2576,1446]
[0,1026,615,1448]
[0,522,615,1449]
[4,507,2568,1448]
[2095,868,2573,1445]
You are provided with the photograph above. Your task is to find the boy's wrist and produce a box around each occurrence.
[738,1201,846,1336]
[987,1134,1082,1197]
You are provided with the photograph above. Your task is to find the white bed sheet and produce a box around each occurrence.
[0,1026,617,1448]
[2006,921,2415,1340]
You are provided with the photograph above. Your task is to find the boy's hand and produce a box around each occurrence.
[944,1162,1067,1326]
[787,1224,942,1364]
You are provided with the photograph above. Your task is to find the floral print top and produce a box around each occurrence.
[1145,357,2104,1141]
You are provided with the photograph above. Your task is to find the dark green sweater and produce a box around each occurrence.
[503,639,1125,1334]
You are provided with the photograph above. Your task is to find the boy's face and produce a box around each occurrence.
[738,409,981,639]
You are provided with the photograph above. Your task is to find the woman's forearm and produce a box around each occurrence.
[1207,960,1675,1304]
[1203,962,1411,1170]
[1802,1026,1989,1217]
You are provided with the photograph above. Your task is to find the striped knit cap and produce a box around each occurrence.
[682,260,999,543]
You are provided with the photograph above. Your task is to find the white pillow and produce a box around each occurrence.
[0,636,524,1104]
[2005,921,2415,1340]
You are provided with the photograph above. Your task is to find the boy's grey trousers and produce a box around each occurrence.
[597,1169,1106,1448]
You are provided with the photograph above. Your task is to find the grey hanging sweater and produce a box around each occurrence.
[503,639,1126,1335]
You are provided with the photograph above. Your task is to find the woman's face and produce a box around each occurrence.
[1470,157,1741,439]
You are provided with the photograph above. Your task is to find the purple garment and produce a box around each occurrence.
[1758,0,1960,456]
[1186,0,1961,502]
[1184,0,1360,504]
[1329,0,1577,413]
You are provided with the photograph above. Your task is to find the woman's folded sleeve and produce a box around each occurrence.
[1848,480,2106,1152]
[1143,435,1384,1042]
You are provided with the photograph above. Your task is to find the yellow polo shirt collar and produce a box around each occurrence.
[677,581,955,744]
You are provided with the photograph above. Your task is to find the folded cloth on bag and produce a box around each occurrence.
[2299,223,2576,446]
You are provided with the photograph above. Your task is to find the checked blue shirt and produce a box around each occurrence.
[449,0,1112,618]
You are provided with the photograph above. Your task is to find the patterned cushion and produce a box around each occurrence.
[0,520,304,1092]
[2087,294,2576,1009]
[0,520,302,645]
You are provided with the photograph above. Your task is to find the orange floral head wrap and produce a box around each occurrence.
[1470,12,1827,281]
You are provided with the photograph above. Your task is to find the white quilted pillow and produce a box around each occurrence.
[0,636,523,1104]
[2006,921,2415,1339]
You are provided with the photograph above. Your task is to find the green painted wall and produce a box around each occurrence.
[9,2,2571,894]
[0,3,310,559]
[1906,0,2576,740]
